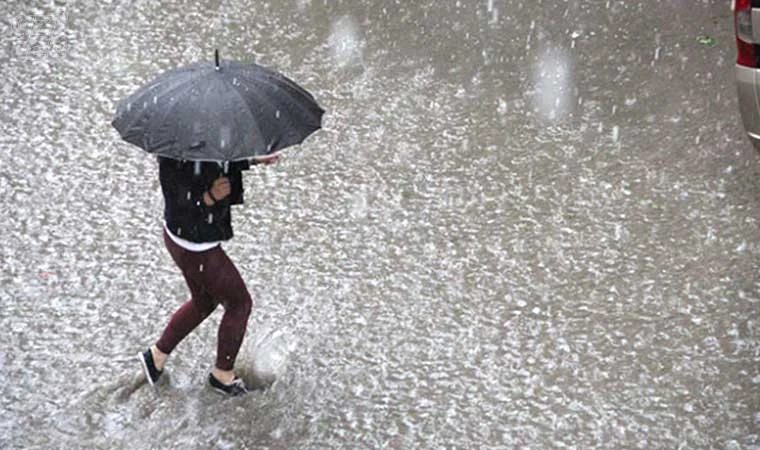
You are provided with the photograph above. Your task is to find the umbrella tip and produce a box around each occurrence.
[215,49,220,71]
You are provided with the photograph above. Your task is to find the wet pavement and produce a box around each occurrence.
[1,0,759,449]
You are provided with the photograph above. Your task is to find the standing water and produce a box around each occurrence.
[1,1,758,449]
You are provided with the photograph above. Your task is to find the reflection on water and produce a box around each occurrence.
[2,0,759,449]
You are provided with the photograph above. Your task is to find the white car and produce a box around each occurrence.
[735,0,760,149]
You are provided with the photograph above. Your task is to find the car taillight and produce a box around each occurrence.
[736,0,758,66]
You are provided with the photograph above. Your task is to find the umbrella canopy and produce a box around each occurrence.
[111,50,324,161]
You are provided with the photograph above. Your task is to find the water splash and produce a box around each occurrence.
[328,16,364,68]
[531,48,574,122]
[237,327,296,390]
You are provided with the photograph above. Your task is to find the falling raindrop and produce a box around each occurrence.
[350,190,368,219]
[223,161,229,174]
[275,110,281,119]
[531,48,574,122]
[220,126,231,150]
[126,102,131,112]
[497,99,508,115]
[199,264,204,272]
[153,96,157,104]
[177,227,182,236]
[194,161,201,176]
[186,191,192,200]
[612,126,620,142]
[208,213,214,224]
[328,16,363,67]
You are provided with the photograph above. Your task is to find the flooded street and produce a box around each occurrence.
[2,0,760,448]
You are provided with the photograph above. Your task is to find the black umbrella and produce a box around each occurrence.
[111,49,324,161]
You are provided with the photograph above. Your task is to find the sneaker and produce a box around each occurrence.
[208,373,248,397]
[138,348,163,387]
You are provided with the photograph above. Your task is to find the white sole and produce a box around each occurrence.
[209,375,247,397]
[138,352,157,388]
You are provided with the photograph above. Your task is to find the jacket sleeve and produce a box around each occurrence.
[228,160,250,205]
[159,157,217,220]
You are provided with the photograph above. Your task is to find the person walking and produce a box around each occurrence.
[138,152,279,397]
[112,51,322,397]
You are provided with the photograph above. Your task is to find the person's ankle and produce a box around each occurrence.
[150,345,168,371]
[211,367,236,385]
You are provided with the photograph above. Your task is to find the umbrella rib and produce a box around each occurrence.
[219,75,269,157]
[250,64,318,102]
[116,65,203,144]
[143,72,211,155]
[228,61,316,101]
[227,77,298,150]
[232,70,322,127]
[230,72,322,152]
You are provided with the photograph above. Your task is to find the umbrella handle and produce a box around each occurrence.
[215,49,220,71]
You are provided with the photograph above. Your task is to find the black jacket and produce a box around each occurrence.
[159,157,250,243]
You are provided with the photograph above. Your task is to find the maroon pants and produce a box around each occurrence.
[156,231,252,371]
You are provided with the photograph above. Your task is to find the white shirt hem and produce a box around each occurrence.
[163,221,221,252]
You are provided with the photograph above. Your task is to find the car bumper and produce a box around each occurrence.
[737,63,760,150]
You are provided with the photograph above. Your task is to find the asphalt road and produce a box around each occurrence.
[1,0,759,449]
